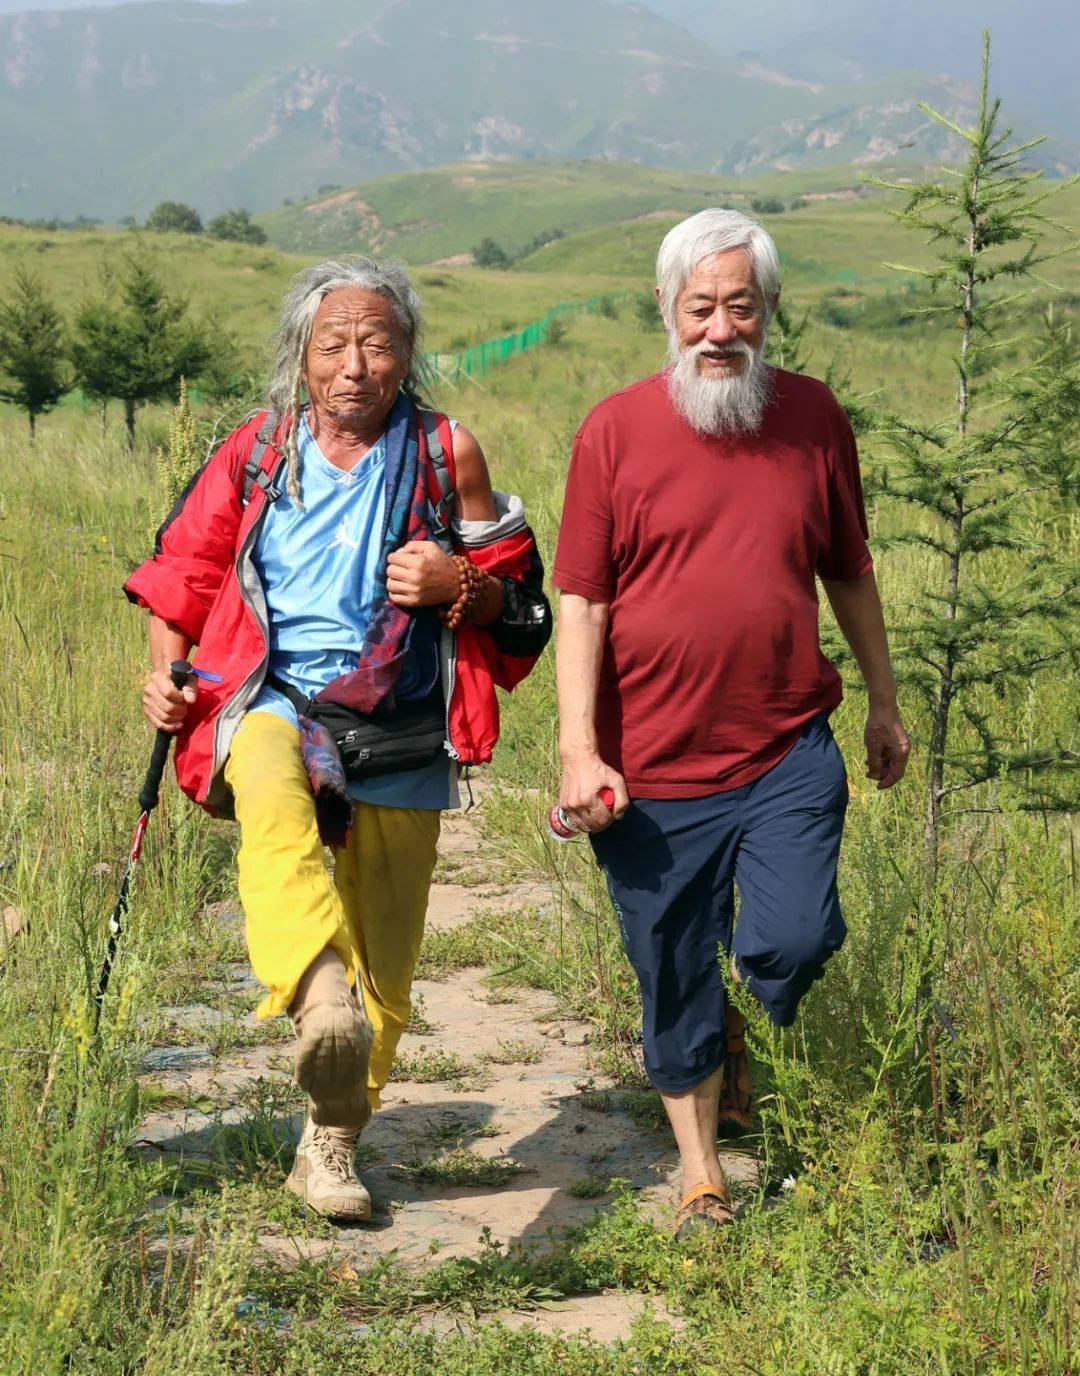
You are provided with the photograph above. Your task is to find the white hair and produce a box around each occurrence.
[656,208,781,328]
[266,256,434,504]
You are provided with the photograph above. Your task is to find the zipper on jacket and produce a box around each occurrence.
[440,622,461,762]
[207,503,272,803]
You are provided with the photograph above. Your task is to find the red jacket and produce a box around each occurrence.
[124,410,551,816]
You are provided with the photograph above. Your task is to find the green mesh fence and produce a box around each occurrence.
[423,291,634,382]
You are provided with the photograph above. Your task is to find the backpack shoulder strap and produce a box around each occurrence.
[239,410,287,507]
[417,407,457,550]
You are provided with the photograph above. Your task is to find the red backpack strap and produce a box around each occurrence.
[417,408,457,550]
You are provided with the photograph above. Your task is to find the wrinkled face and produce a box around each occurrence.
[670,248,769,374]
[304,287,409,431]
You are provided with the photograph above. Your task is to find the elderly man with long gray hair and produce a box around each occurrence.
[554,209,910,1237]
[125,257,551,1220]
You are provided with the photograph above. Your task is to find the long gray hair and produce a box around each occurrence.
[266,256,434,503]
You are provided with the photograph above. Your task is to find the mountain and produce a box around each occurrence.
[0,0,997,222]
[635,0,1078,157]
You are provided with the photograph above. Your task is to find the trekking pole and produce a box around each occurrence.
[92,659,192,1031]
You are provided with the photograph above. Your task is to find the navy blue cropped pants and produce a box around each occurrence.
[590,713,849,1093]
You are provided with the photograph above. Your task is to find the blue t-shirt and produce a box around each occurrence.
[247,412,457,810]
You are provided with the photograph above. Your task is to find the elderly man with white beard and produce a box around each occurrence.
[553,208,910,1238]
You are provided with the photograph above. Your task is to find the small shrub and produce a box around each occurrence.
[483,1038,542,1066]
[388,1048,476,1083]
[205,208,267,245]
[617,1089,668,1133]
[406,992,438,1035]
[473,237,511,269]
[398,1147,527,1187]
[546,316,568,347]
[566,1170,610,1199]
[145,200,202,234]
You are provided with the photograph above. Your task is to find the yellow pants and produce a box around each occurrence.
[224,711,440,1110]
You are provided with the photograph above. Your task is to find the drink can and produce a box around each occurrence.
[548,787,616,841]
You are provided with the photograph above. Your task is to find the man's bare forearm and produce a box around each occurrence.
[556,593,609,758]
[821,571,898,708]
[148,614,193,672]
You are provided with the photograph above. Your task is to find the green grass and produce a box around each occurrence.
[387,1049,478,1085]
[150,1012,293,1057]
[566,1171,610,1200]
[519,180,1080,300]
[413,908,522,979]
[0,223,631,407]
[258,158,910,264]
[482,1039,543,1066]
[397,1147,528,1188]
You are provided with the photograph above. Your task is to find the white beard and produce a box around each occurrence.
[666,334,773,437]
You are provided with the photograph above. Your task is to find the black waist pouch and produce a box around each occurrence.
[267,675,447,781]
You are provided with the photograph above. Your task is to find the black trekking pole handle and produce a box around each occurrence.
[138,660,193,812]
[93,659,192,1033]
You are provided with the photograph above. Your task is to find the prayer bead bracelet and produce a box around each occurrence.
[438,554,488,629]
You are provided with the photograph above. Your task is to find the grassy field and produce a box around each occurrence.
[0,222,631,378]
[256,158,922,264]
[0,174,1077,1372]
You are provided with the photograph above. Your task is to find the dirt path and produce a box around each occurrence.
[138,798,758,1339]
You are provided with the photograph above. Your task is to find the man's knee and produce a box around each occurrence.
[777,908,846,972]
[737,903,846,1024]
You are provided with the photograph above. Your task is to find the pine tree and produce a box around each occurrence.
[1023,306,1079,514]
[865,34,1079,877]
[766,300,811,374]
[0,268,71,439]
[70,255,211,449]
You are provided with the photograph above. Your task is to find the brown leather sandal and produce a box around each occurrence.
[675,1181,735,1239]
[718,1005,754,1137]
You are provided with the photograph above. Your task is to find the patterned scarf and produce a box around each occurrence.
[315,391,431,714]
[297,716,353,849]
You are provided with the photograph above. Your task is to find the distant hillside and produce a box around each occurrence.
[516,178,1080,300]
[634,0,1078,158]
[258,159,917,264]
[1,0,991,221]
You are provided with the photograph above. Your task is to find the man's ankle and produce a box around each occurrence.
[680,1165,728,1197]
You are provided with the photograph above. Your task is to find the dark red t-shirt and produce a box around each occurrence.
[553,368,873,798]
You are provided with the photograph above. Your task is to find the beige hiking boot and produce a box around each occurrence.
[286,1117,372,1222]
[292,994,373,1128]
[290,949,373,1128]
